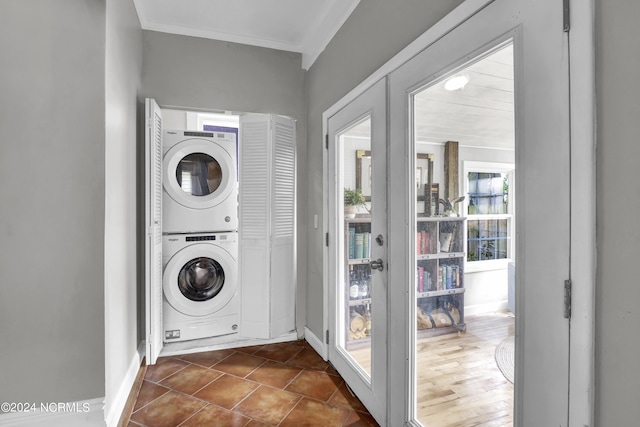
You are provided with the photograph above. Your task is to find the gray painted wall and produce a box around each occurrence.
[140,30,308,336]
[141,31,306,117]
[304,0,464,336]
[595,2,640,425]
[105,0,143,419]
[0,0,106,403]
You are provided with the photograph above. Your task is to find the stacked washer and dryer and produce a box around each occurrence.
[161,130,239,343]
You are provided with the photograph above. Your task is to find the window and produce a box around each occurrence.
[464,162,514,269]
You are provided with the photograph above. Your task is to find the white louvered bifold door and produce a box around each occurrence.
[270,115,296,337]
[239,114,296,339]
[144,98,163,364]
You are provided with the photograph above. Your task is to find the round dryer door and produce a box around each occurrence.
[164,139,235,210]
[163,243,237,316]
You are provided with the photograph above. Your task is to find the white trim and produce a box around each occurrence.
[133,0,360,70]
[464,300,509,316]
[104,343,144,427]
[321,0,495,384]
[463,161,515,266]
[464,160,514,173]
[465,257,511,273]
[0,398,105,427]
[304,326,328,360]
[301,0,361,70]
[157,331,299,358]
[568,1,596,425]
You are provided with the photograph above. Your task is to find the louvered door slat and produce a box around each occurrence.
[239,114,296,340]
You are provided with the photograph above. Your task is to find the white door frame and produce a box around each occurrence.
[321,0,595,425]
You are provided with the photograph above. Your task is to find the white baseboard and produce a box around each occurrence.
[464,300,509,317]
[304,327,327,360]
[104,343,145,427]
[159,331,299,358]
[0,397,105,427]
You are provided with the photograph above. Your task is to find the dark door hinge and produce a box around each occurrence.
[325,329,329,344]
[325,232,329,247]
[325,134,329,149]
[563,0,570,32]
[564,279,572,319]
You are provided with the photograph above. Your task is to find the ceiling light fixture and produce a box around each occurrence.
[444,74,469,91]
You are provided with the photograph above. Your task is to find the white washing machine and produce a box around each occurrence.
[163,130,238,234]
[162,232,239,343]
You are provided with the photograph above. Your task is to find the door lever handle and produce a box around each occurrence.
[370,258,384,272]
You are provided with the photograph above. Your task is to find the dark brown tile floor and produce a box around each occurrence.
[128,340,379,427]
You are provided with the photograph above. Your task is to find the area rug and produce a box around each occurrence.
[495,335,515,383]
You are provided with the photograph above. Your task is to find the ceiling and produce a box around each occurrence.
[414,44,514,149]
[133,0,361,69]
[349,45,514,150]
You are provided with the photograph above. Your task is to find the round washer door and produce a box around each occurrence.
[164,139,235,210]
[163,243,237,316]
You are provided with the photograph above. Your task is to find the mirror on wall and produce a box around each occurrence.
[354,149,436,214]
[355,150,372,201]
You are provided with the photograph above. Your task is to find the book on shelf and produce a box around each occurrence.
[437,265,462,290]
[424,230,430,254]
[348,226,372,260]
[440,232,453,252]
[354,233,364,259]
[417,267,424,292]
[349,227,355,259]
[363,232,370,259]
[416,229,431,255]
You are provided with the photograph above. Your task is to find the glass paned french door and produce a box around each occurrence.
[327,78,387,425]
[387,1,571,425]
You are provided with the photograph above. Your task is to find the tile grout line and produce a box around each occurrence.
[128,382,171,416]
[275,394,305,426]
[145,357,190,383]
[174,403,208,427]
[187,367,226,399]
[133,342,374,426]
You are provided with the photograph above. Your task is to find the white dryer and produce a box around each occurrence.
[163,130,238,233]
[162,232,239,343]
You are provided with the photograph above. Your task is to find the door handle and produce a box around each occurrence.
[370,258,384,272]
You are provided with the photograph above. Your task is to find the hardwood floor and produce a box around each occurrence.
[350,310,514,426]
[416,311,514,426]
